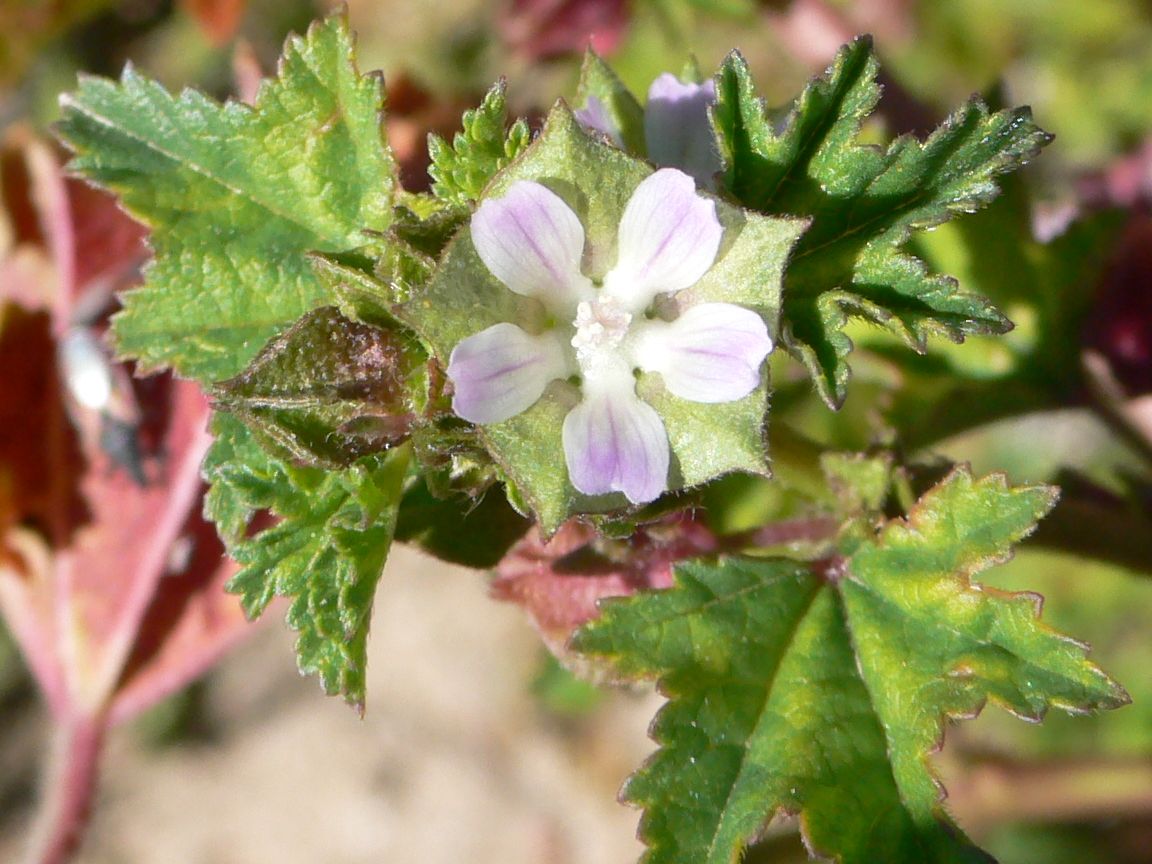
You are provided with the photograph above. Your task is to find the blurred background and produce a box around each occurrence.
[1,1,1150,862]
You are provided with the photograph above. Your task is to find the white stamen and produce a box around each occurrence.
[570,297,633,367]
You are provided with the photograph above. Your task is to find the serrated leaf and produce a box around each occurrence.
[427,80,532,204]
[491,513,718,664]
[403,103,807,532]
[575,468,1128,864]
[57,14,396,383]
[203,414,409,709]
[713,40,1051,407]
[0,134,252,728]
[213,306,426,467]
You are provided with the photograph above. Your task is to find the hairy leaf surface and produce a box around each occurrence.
[406,104,806,532]
[203,414,408,709]
[427,80,532,204]
[575,469,1128,864]
[713,40,1051,406]
[58,14,396,383]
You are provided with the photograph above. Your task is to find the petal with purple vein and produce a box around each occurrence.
[562,386,669,504]
[471,181,593,313]
[631,302,772,402]
[603,168,722,313]
[448,323,570,424]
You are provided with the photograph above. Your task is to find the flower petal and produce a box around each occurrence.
[562,387,669,504]
[603,168,722,312]
[645,74,721,188]
[448,323,570,424]
[471,181,592,311]
[631,302,772,402]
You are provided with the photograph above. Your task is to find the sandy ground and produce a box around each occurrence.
[1,546,663,864]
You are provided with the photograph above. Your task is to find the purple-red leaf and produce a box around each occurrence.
[0,132,252,723]
[500,0,628,61]
[491,514,717,661]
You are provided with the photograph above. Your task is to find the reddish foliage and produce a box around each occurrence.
[491,513,717,659]
[1085,213,1152,396]
[109,498,245,725]
[182,0,248,46]
[1,133,66,312]
[500,0,629,61]
[0,129,252,726]
[67,175,147,308]
[0,307,87,546]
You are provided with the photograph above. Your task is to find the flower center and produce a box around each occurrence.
[570,297,633,367]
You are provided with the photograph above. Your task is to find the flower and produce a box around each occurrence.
[643,74,721,186]
[446,168,772,505]
[576,73,722,187]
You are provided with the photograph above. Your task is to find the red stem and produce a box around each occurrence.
[23,712,106,864]
[723,516,841,551]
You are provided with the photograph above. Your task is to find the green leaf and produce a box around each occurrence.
[575,468,1128,864]
[203,414,409,710]
[57,14,396,383]
[885,187,1127,449]
[393,476,531,568]
[213,307,427,467]
[574,49,647,154]
[427,80,532,204]
[402,103,807,532]
[821,450,894,517]
[713,40,1051,407]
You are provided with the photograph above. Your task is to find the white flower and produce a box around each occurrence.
[447,168,772,504]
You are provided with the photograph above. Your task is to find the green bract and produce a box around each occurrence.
[401,104,807,532]
[575,50,647,154]
[212,306,427,468]
[51,15,1136,862]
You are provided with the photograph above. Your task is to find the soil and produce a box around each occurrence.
[0,547,659,863]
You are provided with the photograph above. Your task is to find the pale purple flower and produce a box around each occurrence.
[577,73,722,186]
[447,168,772,505]
[644,74,721,187]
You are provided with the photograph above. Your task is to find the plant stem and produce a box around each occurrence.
[23,712,106,864]
[724,516,841,551]
[1083,350,1152,469]
[949,756,1152,832]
